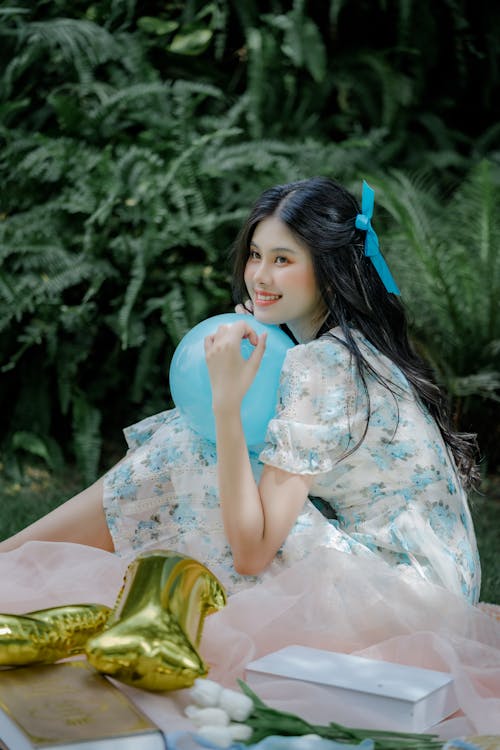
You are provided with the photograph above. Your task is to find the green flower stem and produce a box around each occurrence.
[238,680,444,749]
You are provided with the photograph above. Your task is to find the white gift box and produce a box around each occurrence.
[245,645,458,733]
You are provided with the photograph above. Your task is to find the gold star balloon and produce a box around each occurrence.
[0,604,111,666]
[85,549,227,691]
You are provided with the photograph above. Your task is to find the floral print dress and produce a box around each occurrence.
[103,328,481,602]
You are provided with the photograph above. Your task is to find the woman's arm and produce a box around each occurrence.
[204,321,312,575]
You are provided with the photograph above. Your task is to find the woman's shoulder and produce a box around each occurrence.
[280,329,358,395]
[283,327,411,394]
[285,327,354,367]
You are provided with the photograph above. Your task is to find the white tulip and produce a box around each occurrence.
[228,722,253,741]
[190,677,223,707]
[218,687,254,721]
[184,706,229,727]
[196,725,234,748]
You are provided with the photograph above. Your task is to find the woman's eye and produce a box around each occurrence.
[275,255,288,264]
[249,250,260,260]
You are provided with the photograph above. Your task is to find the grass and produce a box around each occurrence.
[0,462,499,604]
[470,477,500,604]
[0,464,83,535]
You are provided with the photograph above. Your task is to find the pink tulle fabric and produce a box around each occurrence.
[1,540,499,740]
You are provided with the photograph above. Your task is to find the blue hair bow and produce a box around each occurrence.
[355,180,400,295]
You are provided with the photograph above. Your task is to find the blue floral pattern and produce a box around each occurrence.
[103,328,480,602]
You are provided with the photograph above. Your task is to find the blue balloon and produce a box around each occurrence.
[169,313,295,445]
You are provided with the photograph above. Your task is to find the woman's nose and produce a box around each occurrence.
[253,260,271,284]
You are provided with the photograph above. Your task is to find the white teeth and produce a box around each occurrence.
[255,293,280,300]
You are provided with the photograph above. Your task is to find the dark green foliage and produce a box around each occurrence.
[0,0,499,482]
[371,162,500,470]
[471,491,500,605]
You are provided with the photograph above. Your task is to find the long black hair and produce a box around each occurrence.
[231,176,479,488]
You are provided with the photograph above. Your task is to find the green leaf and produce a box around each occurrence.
[71,395,102,485]
[0,6,30,17]
[137,17,179,36]
[11,431,54,468]
[301,19,327,82]
[168,27,213,56]
[161,286,190,345]
[236,680,442,748]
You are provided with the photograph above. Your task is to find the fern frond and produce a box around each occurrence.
[0,41,42,101]
[24,18,122,75]
[71,393,102,485]
[117,239,147,350]
[0,7,30,18]
[131,327,167,404]
[373,162,500,393]
[450,372,500,401]
[161,285,191,344]
[86,81,175,122]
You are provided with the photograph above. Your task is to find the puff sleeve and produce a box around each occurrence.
[259,337,367,475]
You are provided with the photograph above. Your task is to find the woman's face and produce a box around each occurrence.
[244,215,326,343]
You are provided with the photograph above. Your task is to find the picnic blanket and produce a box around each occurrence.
[0,540,499,743]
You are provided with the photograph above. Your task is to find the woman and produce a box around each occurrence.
[0,177,497,738]
[0,176,480,601]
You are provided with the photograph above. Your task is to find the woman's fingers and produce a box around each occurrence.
[207,321,253,345]
[204,322,265,367]
[234,300,254,315]
[248,331,267,371]
[204,322,266,410]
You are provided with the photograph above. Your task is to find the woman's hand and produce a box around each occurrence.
[205,318,311,578]
[234,300,254,315]
[204,321,266,414]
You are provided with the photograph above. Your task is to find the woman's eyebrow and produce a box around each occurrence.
[250,240,297,254]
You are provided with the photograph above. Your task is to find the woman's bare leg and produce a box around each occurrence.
[0,477,114,553]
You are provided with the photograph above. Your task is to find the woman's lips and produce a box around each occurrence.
[253,292,281,307]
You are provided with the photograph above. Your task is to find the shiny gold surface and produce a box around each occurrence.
[85,549,227,691]
[0,604,111,666]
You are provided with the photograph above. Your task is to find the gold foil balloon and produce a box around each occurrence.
[85,549,227,692]
[0,604,111,667]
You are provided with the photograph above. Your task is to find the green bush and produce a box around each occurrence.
[371,161,500,472]
[0,9,384,481]
[1,1,499,482]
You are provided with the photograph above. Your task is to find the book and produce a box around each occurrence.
[0,660,166,749]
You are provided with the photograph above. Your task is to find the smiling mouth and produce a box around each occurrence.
[254,291,282,306]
